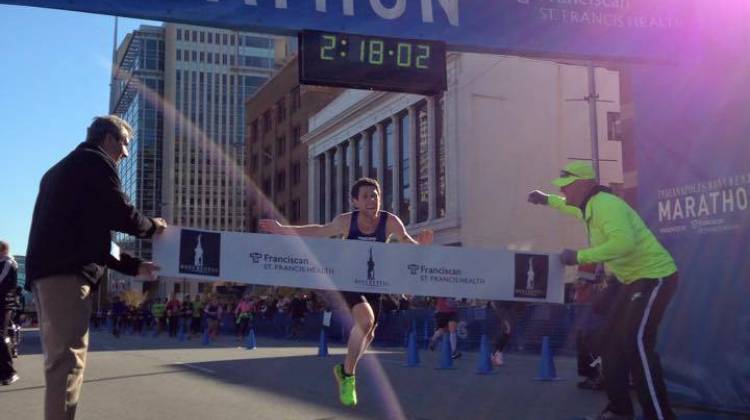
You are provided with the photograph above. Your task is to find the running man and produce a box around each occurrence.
[259,177,433,406]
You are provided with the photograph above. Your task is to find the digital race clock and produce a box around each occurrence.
[298,30,447,95]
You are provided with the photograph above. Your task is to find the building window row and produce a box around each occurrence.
[177,29,273,49]
[175,49,272,68]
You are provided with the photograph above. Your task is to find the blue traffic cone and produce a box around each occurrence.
[246,329,257,350]
[476,334,494,375]
[403,331,420,367]
[201,328,211,346]
[534,336,562,381]
[178,321,186,342]
[436,334,454,369]
[317,329,328,357]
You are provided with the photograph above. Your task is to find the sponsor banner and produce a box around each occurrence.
[0,0,690,62]
[153,226,565,303]
[631,59,750,413]
[654,172,750,237]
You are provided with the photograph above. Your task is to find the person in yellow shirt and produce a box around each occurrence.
[529,162,678,420]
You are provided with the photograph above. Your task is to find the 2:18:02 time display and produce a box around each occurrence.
[320,34,432,69]
[299,30,447,95]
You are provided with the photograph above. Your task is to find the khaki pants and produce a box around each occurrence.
[33,274,92,420]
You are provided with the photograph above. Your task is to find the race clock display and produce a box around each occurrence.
[299,30,447,95]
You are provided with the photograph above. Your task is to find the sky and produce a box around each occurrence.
[0,5,160,255]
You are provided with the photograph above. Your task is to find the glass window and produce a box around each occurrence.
[355,135,364,179]
[342,142,351,212]
[290,86,301,112]
[250,154,258,172]
[291,199,301,223]
[276,98,286,123]
[245,36,273,48]
[368,129,380,180]
[276,170,286,192]
[318,155,326,223]
[416,102,429,223]
[399,113,411,224]
[435,95,446,218]
[276,136,286,157]
[250,120,258,143]
[263,110,272,133]
[329,150,337,219]
[263,146,272,166]
[200,31,205,43]
[607,111,623,141]
[292,161,301,186]
[292,126,301,146]
[176,29,182,41]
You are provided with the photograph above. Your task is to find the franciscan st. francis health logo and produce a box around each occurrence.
[513,253,548,299]
[179,229,221,277]
[354,246,389,289]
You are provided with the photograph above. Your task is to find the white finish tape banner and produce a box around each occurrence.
[152,227,565,303]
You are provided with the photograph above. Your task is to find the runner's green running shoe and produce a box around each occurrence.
[333,364,358,406]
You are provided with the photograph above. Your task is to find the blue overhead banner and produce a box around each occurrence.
[1,0,690,61]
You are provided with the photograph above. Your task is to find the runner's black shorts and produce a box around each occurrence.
[339,292,382,323]
[435,311,458,329]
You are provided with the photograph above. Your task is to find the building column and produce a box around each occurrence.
[336,144,344,214]
[426,97,437,221]
[347,138,356,211]
[375,123,384,185]
[408,105,418,224]
[324,151,332,222]
[361,131,371,178]
[391,115,401,216]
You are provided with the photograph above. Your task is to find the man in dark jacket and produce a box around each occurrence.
[25,115,167,420]
[0,240,19,386]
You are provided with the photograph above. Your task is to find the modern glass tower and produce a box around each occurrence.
[111,23,293,295]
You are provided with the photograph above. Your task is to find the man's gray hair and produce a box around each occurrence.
[86,115,132,145]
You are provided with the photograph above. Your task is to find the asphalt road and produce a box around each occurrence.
[0,330,736,420]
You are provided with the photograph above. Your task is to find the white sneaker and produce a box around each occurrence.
[1,373,19,386]
[491,351,504,366]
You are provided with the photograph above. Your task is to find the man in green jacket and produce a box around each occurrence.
[529,161,678,420]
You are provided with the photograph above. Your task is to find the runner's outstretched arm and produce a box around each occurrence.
[386,216,433,245]
[259,214,348,238]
